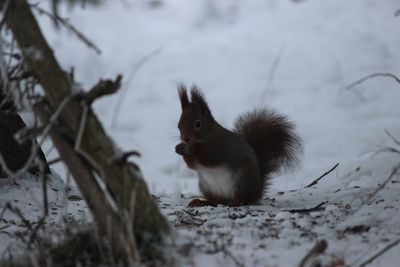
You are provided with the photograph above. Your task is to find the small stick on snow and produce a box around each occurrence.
[359,237,400,267]
[345,73,400,91]
[288,202,326,213]
[351,163,400,215]
[305,163,339,188]
[299,240,327,267]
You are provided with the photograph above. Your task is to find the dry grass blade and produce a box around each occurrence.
[345,73,400,91]
[371,146,400,157]
[111,47,162,128]
[259,46,284,105]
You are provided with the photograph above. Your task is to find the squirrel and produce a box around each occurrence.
[175,85,302,207]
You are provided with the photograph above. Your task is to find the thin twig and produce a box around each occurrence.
[111,47,162,128]
[299,240,328,267]
[31,4,101,54]
[305,163,339,188]
[259,46,284,105]
[384,129,400,147]
[74,104,88,151]
[359,237,400,267]
[352,163,400,215]
[38,94,74,146]
[39,159,48,217]
[371,146,400,157]
[124,189,140,264]
[0,202,32,230]
[345,73,400,91]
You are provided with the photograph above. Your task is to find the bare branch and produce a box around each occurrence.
[31,4,101,54]
[83,75,122,105]
[346,73,400,91]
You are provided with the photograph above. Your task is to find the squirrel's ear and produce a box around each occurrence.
[177,84,190,110]
[190,85,213,119]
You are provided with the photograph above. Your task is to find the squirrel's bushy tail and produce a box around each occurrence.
[234,109,302,178]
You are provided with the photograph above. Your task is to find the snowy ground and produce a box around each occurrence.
[1,0,400,266]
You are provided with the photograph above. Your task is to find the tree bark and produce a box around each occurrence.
[3,0,169,259]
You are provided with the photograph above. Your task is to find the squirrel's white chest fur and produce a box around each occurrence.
[195,164,235,199]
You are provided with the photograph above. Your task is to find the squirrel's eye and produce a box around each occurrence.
[194,120,202,129]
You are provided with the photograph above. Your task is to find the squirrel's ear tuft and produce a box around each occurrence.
[177,84,190,110]
[190,85,213,119]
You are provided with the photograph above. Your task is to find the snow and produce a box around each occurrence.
[1,0,400,266]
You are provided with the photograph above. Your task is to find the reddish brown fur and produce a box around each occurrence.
[176,85,302,207]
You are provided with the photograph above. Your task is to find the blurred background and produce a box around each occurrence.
[37,0,400,195]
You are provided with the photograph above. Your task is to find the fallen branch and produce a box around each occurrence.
[288,202,326,213]
[299,240,327,267]
[345,73,400,91]
[305,163,339,188]
[359,237,400,267]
